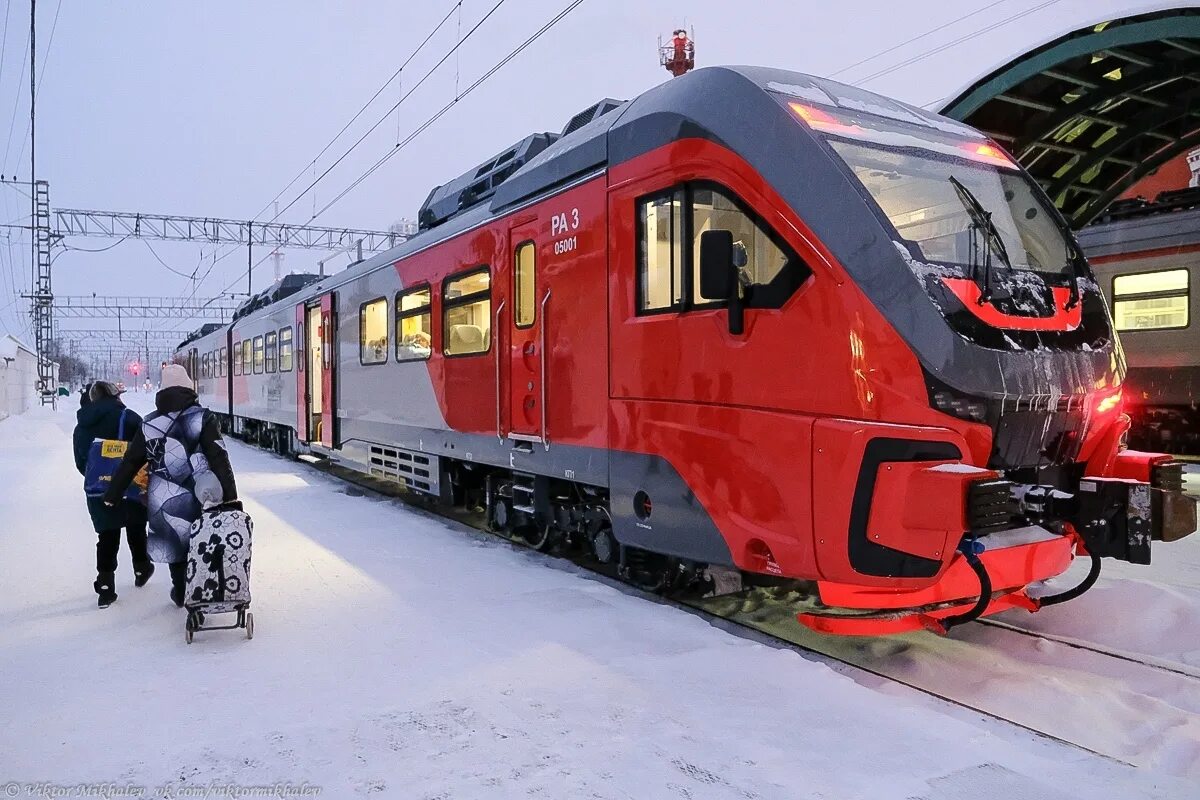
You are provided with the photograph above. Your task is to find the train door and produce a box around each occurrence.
[225,327,235,418]
[294,303,308,441]
[507,219,547,444]
[319,292,338,448]
[188,348,198,387]
[302,297,336,448]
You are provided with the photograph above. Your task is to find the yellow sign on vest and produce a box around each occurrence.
[100,440,129,459]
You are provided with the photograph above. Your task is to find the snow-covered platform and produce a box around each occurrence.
[0,399,1196,799]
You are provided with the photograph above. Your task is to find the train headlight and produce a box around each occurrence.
[931,390,989,423]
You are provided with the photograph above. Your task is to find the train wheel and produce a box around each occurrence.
[522,523,559,553]
[622,549,670,594]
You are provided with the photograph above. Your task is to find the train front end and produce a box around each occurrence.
[732,72,1197,634]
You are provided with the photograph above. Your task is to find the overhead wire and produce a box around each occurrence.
[12,0,61,173]
[213,0,586,301]
[245,0,462,226]
[0,12,30,177]
[850,0,1065,87]
[173,0,468,316]
[829,0,1012,79]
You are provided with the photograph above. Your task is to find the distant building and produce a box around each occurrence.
[0,335,51,419]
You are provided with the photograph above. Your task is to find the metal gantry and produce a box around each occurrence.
[54,209,401,253]
[54,295,241,320]
[27,180,56,404]
[56,328,185,344]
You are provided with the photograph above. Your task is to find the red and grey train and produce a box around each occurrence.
[175,67,1196,635]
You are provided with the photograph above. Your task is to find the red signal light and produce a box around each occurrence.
[1095,389,1122,416]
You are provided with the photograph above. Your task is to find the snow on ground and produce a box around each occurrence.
[0,398,1195,799]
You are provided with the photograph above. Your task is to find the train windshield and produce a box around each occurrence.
[785,101,1071,276]
[828,139,1071,275]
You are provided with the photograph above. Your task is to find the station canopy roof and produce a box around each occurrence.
[939,6,1200,229]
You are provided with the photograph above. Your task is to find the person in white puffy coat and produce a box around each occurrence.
[104,364,238,607]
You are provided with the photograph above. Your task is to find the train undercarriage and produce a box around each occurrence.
[219,413,1197,637]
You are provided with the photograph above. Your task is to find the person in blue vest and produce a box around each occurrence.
[72,381,153,608]
[104,364,238,608]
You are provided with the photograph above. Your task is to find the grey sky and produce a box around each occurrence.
[0,0,1181,349]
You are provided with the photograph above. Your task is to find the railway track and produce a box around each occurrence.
[289,449,1194,770]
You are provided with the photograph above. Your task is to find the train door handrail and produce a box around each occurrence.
[540,289,552,450]
[495,300,507,442]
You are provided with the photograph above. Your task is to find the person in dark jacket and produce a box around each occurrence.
[104,364,238,608]
[72,381,153,608]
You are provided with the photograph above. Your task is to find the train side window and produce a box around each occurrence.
[265,332,278,373]
[360,298,389,365]
[233,341,242,375]
[636,183,808,314]
[443,268,491,357]
[242,340,252,374]
[253,336,265,374]
[514,242,536,327]
[219,347,227,378]
[396,285,432,362]
[637,190,685,312]
[201,354,208,379]
[691,184,806,307]
[1112,269,1189,331]
[279,327,294,372]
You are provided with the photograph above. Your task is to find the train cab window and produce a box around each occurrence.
[233,341,242,375]
[514,242,536,327]
[279,327,294,372]
[242,340,252,375]
[1113,269,1189,331]
[396,285,432,361]
[443,268,491,356]
[637,190,684,311]
[637,183,807,313]
[691,187,794,304]
[359,298,389,365]
[265,332,278,373]
[253,336,265,374]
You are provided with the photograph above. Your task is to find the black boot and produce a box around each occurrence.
[94,572,117,609]
[133,561,155,588]
[168,562,187,608]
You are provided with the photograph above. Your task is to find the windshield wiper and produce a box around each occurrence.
[949,176,1012,304]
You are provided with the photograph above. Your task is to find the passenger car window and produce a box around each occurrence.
[265,332,278,373]
[233,341,242,376]
[360,298,389,365]
[1113,268,1189,331]
[396,285,432,362]
[443,268,491,356]
[243,340,252,374]
[219,347,227,378]
[279,327,293,372]
[253,336,265,374]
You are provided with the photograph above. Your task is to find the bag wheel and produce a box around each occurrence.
[245,612,254,640]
